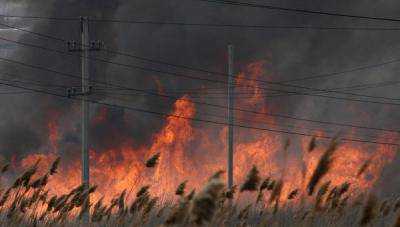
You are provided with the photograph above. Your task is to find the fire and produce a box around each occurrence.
[14,60,398,204]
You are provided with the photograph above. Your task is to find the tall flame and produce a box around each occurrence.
[15,60,398,203]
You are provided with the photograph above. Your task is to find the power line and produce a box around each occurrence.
[3,22,396,130]
[196,0,400,23]
[96,92,338,134]
[98,91,385,142]
[0,91,33,94]
[93,80,400,100]
[2,14,400,31]
[0,14,77,21]
[3,21,400,95]
[0,78,397,147]
[0,56,397,134]
[90,19,400,31]
[94,77,400,100]
[0,72,75,88]
[2,35,400,106]
[0,73,356,139]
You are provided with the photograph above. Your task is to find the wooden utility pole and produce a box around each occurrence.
[227,45,234,189]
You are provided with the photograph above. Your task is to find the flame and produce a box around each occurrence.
[16,60,398,204]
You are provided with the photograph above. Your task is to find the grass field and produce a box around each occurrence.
[0,138,398,227]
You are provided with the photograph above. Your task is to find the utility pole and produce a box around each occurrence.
[66,16,104,221]
[227,45,234,189]
[81,16,90,198]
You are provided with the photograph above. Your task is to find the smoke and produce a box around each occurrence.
[0,0,399,193]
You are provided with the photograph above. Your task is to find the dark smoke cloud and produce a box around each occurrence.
[0,0,399,191]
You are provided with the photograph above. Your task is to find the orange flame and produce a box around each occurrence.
[16,60,398,204]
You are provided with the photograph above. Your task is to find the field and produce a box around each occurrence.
[0,138,398,227]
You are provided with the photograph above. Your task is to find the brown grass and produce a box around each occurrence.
[0,140,395,227]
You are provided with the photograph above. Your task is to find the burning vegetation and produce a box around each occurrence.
[0,141,399,226]
[0,62,397,226]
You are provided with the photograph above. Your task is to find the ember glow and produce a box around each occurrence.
[15,61,398,204]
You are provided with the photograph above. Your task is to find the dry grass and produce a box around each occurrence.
[0,139,397,226]
[307,138,338,195]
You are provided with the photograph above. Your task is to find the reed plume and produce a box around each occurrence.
[259,178,271,192]
[1,163,10,174]
[49,157,61,175]
[175,181,188,196]
[189,173,225,225]
[308,137,317,152]
[209,170,225,181]
[357,158,372,177]
[288,189,299,200]
[145,153,160,168]
[240,165,260,192]
[269,179,283,203]
[307,138,338,195]
[225,186,236,200]
[314,181,331,211]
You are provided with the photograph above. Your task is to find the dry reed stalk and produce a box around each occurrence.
[157,206,167,218]
[237,204,251,221]
[359,193,377,226]
[379,200,388,213]
[337,182,350,196]
[269,179,283,203]
[30,174,48,189]
[1,163,10,174]
[393,210,400,227]
[145,153,160,168]
[288,189,299,200]
[68,184,85,197]
[307,139,338,195]
[142,196,158,221]
[91,197,105,222]
[357,158,372,177]
[136,185,150,198]
[337,196,349,214]
[20,161,40,189]
[46,195,57,212]
[0,188,11,207]
[314,181,331,211]
[49,157,60,175]
[186,189,196,201]
[256,178,271,203]
[28,189,41,207]
[240,165,260,192]
[105,199,118,220]
[53,195,70,213]
[189,173,225,225]
[259,178,271,192]
[209,170,225,181]
[256,191,264,204]
[164,198,189,225]
[130,186,151,215]
[328,182,351,210]
[394,197,400,212]
[267,180,276,191]
[308,137,317,153]
[117,189,127,212]
[175,181,188,196]
[39,190,48,204]
[78,196,90,220]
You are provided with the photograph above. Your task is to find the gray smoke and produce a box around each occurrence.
[0,0,399,193]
